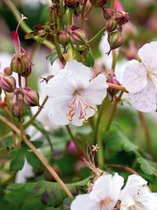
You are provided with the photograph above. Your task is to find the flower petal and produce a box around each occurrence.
[81,74,108,105]
[64,60,91,88]
[47,70,76,98]
[48,96,72,125]
[122,60,147,93]
[71,194,100,210]
[138,41,157,69]
[128,81,156,112]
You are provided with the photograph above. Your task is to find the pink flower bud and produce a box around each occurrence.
[0,75,16,93]
[12,100,26,118]
[64,0,80,8]
[103,8,115,20]
[58,31,70,46]
[70,28,86,45]
[106,19,118,33]
[10,54,29,75]
[107,73,120,96]
[115,11,130,26]
[3,67,13,76]
[108,31,124,51]
[23,89,39,107]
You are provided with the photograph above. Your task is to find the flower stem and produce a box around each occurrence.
[4,0,54,50]
[86,27,106,46]
[107,83,128,92]
[107,163,138,174]
[0,114,73,198]
[24,96,49,128]
[80,0,88,29]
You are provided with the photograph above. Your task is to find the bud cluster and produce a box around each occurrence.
[103,8,130,52]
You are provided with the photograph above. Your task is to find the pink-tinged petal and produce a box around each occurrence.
[71,194,100,210]
[124,174,147,190]
[81,74,108,105]
[12,31,21,55]
[48,96,72,125]
[114,0,124,11]
[122,60,147,93]
[64,60,91,88]
[47,70,76,98]
[128,81,156,112]
[138,42,157,69]
[90,173,124,209]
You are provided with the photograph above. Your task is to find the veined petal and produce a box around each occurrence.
[123,174,147,190]
[81,74,108,105]
[128,81,156,112]
[122,60,147,93]
[48,96,72,125]
[138,42,157,69]
[64,60,91,88]
[71,194,100,210]
[47,70,76,98]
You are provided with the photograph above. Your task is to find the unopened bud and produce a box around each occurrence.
[108,31,124,51]
[115,11,130,26]
[107,73,120,96]
[70,28,86,45]
[103,8,115,20]
[10,54,28,75]
[12,100,26,118]
[58,31,70,46]
[106,19,118,32]
[3,67,12,76]
[23,89,39,107]
[90,0,108,7]
[64,0,80,8]
[0,75,16,93]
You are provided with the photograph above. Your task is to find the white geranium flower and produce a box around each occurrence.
[120,174,157,210]
[71,173,124,210]
[123,41,157,112]
[46,60,108,126]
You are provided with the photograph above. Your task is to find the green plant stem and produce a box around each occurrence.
[107,163,138,174]
[0,114,73,198]
[4,0,54,50]
[54,35,66,65]
[24,96,49,128]
[138,112,153,155]
[86,26,106,45]
[66,125,75,141]
[111,50,117,71]
[110,0,115,8]
[95,99,109,166]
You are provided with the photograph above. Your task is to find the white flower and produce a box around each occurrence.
[119,174,157,210]
[71,173,124,210]
[123,41,157,112]
[46,60,108,126]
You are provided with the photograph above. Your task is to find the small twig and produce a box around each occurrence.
[107,163,138,174]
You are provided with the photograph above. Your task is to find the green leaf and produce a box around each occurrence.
[137,157,157,176]
[86,50,94,67]
[5,177,91,208]
[46,50,57,65]
[9,149,25,171]
[104,124,139,155]
[25,151,41,168]
[1,135,14,149]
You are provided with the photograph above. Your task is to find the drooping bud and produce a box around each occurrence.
[23,89,39,107]
[90,0,108,7]
[64,0,80,9]
[115,11,130,26]
[3,67,12,76]
[0,75,16,93]
[103,8,115,20]
[106,19,118,32]
[70,28,86,45]
[107,73,120,96]
[108,31,124,51]
[12,100,26,119]
[10,54,29,75]
[58,31,70,46]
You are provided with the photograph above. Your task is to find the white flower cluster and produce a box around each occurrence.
[71,173,157,210]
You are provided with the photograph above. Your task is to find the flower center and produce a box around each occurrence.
[66,90,96,122]
[101,197,113,210]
